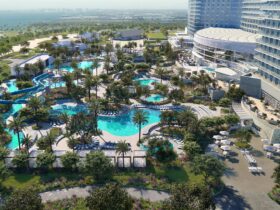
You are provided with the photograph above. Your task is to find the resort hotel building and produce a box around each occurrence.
[187,0,242,36]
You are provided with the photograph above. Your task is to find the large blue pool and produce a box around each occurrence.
[135,78,158,86]
[60,61,95,73]
[52,105,161,137]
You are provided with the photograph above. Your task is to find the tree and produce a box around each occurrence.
[191,155,225,184]
[27,97,42,127]
[61,152,79,170]
[219,97,231,107]
[3,188,43,210]
[148,138,176,162]
[0,146,9,161]
[59,112,70,126]
[93,58,99,76]
[235,129,252,143]
[0,162,10,184]
[272,164,280,186]
[227,85,245,102]
[155,68,168,84]
[184,141,202,160]
[8,116,26,150]
[83,151,114,182]
[177,109,198,132]
[36,152,55,169]
[54,57,62,70]
[92,76,101,99]
[116,140,130,168]
[85,76,93,100]
[86,184,133,210]
[133,109,148,143]
[162,183,215,210]
[12,152,29,169]
[36,131,56,153]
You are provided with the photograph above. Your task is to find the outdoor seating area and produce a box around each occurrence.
[213,131,232,157]
[241,150,264,175]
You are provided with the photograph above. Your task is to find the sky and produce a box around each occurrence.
[0,0,187,10]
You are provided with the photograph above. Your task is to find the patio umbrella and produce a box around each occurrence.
[263,145,276,152]
[213,135,224,140]
[221,145,231,151]
[273,144,280,149]
[223,151,229,156]
[221,140,231,145]
[215,140,221,145]
[220,131,229,136]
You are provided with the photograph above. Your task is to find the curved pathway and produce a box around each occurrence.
[40,186,170,203]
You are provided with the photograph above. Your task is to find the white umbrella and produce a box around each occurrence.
[220,131,229,136]
[223,151,229,156]
[263,145,276,152]
[221,145,231,151]
[221,140,231,145]
[215,140,220,145]
[213,135,224,140]
[273,144,280,149]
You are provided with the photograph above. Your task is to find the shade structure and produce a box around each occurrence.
[221,145,231,151]
[220,131,229,136]
[263,145,276,152]
[273,144,280,149]
[213,135,224,140]
[221,140,231,145]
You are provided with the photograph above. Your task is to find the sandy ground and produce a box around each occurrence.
[12,34,78,52]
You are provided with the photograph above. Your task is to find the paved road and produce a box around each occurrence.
[40,186,170,203]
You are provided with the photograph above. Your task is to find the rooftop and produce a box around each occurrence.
[19,54,51,68]
[215,67,237,76]
[195,28,260,43]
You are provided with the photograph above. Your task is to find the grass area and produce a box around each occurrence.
[146,32,167,40]
[2,161,202,192]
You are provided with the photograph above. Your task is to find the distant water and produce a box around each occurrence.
[0,11,62,28]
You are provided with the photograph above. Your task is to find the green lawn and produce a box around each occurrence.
[146,32,167,40]
[2,162,202,191]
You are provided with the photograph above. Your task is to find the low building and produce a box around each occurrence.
[79,32,100,42]
[113,29,144,49]
[10,54,54,76]
[192,28,260,66]
[215,67,238,82]
[53,39,88,51]
[208,87,225,101]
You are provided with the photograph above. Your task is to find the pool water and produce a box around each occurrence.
[144,94,166,103]
[52,106,161,137]
[204,67,215,72]
[60,61,95,73]
[136,79,157,86]
[6,129,24,149]
[5,79,18,93]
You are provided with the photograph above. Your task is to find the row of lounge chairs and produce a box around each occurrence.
[98,111,120,116]
[74,141,100,151]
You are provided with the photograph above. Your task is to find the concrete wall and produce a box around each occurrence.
[240,76,262,98]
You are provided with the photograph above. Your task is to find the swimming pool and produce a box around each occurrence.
[5,79,18,93]
[60,61,95,73]
[52,105,161,137]
[136,79,158,86]
[6,129,24,149]
[144,94,167,103]
[204,67,215,72]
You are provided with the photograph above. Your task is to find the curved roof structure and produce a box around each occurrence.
[194,28,261,54]
[196,28,259,43]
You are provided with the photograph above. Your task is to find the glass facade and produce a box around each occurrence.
[188,0,242,36]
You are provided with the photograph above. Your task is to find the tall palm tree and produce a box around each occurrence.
[89,99,103,133]
[44,131,56,153]
[22,134,32,170]
[54,57,62,71]
[116,140,130,169]
[92,76,101,99]
[92,59,99,76]
[28,97,42,128]
[8,116,26,150]
[59,112,70,127]
[73,69,82,84]
[155,68,168,84]
[104,55,111,75]
[133,109,148,143]
[85,76,93,100]
[63,74,73,95]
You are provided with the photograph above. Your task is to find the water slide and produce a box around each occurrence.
[0,72,54,104]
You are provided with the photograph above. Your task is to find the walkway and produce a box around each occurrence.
[40,186,170,203]
[215,136,279,210]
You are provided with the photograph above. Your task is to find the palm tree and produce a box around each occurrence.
[8,116,26,150]
[44,131,56,153]
[104,55,111,75]
[59,113,70,127]
[22,134,32,170]
[54,57,62,71]
[92,76,101,99]
[155,68,168,84]
[116,140,130,169]
[63,74,73,95]
[73,68,82,84]
[28,97,42,128]
[93,59,99,76]
[85,76,93,100]
[133,109,148,143]
[89,99,103,133]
